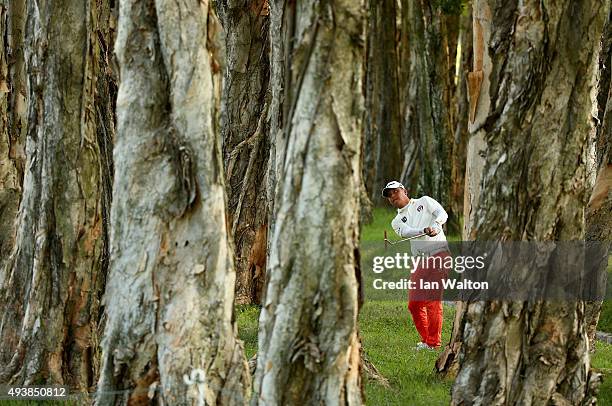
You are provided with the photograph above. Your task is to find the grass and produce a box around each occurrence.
[237,301,455,405]
[592,341,612,405]
[235,206,612,405]
[237,302,612,405]
[361,207,397,243]
[599,300,612,333]
[236,304,260,359]
[360,301,454,405]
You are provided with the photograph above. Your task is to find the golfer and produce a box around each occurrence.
[382,181,450,350]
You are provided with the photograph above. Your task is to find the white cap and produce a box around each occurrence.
[381,181,404,197]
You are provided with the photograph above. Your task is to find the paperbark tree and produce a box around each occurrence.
[447,0,606,404]
[364,0,402,203]
[585,8,612,348]
[216,0,271,305]
[448,4,471,235]
[0,0,115,389]
[252,0,365,404]
[208,6,226,137]
[0,0,27,275]
[401,0,455,212]
[96,1,249,404]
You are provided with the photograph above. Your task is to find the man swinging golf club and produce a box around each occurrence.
[382,181,450,350]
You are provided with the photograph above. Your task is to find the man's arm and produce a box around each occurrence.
[424,196,448,235]
[393,219,424,238]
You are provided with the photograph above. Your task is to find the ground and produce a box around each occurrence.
[238,301,612,405]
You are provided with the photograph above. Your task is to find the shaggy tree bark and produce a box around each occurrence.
[585,9,612,348]
[448,5,471,235]
[216,0,270,305]
[0,0,115,389]
[448,1,606,404]
[96,1,249,404]
[0,0,27,275]
[401,0,454,209]
[364,0,402,203]
[208,6,226,138]
[253,0,365,404]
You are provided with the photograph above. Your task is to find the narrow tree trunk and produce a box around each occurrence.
[216,0,271,305]
[0,0,115,390]
[253,1,365,404]
[364,0,402,203]
[0,0,27,274]
[448,5,471,235]
[450,1,606,404]
[585,7,612,349]
[96,1,249,404]
[401,0,453,210]
[208,6,226,138]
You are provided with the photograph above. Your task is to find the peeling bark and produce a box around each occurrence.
[208,6,226,139]
[364,0,402,203]
[216,0,271,305]
[448,5,471,235]
[96,1,249,404]
[253,0,365,404]
[401,0,455,212]
[0,0,26,274]
[448,1,607,404]
[586,7,612,350]
[0,0,115,390]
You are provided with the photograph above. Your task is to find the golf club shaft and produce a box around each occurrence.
[384,233,427,245]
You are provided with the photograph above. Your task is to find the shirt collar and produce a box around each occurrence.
[397,199,413,213]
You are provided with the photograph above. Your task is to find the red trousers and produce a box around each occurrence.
[408,251,450,347]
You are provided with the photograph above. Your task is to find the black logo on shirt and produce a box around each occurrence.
[417,205,423,212]
[401,216,407,223]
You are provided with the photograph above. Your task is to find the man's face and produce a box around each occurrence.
[387,187,409,208]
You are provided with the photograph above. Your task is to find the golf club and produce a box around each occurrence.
[384,230,427,248]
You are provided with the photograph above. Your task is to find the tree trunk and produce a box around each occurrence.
[252,1,365,404]
[401,0,454,211]
[96,1,249,404]
[585,7,612,349]
[364,0,402,203]
[449,1,606,404]
[0,0,115,389]
[208,6,226,140]
[448,5,471,235]
[0,0,27,275]
[216,0,271,305]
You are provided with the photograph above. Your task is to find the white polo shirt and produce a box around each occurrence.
[391,196,449,257]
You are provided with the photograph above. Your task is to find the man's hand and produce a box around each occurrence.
[423,227,439,237]
[424,226,439,237]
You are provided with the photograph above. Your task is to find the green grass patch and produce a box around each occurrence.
[592,341,612,405]
[237,302,612,405]
[360,301,454,405]
[361,207,397,244]
[236,301,455,405]
[236,304,260,359]
[599,301,612,333]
